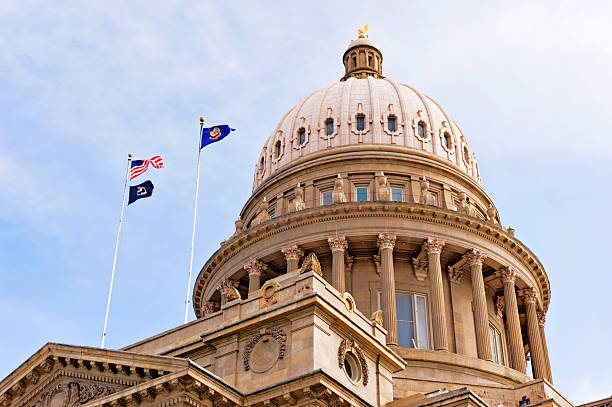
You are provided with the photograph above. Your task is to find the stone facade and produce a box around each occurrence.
[0,30,597,407]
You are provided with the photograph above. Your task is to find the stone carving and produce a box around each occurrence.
[537,310,546,327]
[370,310,383,325]
[244,259,267,277]
[418,177,435,205]
[299,253,322,276]
[332,175,346,204]
[463,249,487,266]
[343,293,356,312]
[457,190,470,215]
[337,339,369,386]
[520,287,537,304]
[376,172,391,201]
[225,286,241,302]
[486,205,499,225]
[377,233,396,250]
[496,267,518,284]
[251,198,271,227]
[281,244,304,263]
[412,258,428,281]
[232,218,244,237]
[289,183,305,212]
[217,279,238,297]
[328,235,348,252]
[201,301,219,317]
[345,255,354,273]
[422,238,445,254]
[447,266,463,283]
[33,381,115,407]
[244,328,287,372]
[260,280,281,306]
[372,255,381,275]
[495,296,505,319]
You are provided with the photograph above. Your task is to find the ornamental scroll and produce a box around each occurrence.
[337,338,369,386]
[33,382,115,407]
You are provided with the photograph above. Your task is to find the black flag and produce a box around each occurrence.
[128,180,154,205]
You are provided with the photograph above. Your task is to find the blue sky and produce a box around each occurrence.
[1,1,611,403]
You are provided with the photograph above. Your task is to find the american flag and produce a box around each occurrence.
[130,156,164,180]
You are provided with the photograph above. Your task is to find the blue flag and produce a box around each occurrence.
[128,180,154,205]
[200,125,235,149]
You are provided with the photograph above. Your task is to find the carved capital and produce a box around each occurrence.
[520,287,537,304]
[281,244,304,261]
[422,237,445,254]
[244,258,267,276]
[447,266,464,283]
[216,279,237,295]
[328,235,348,252]
[495,296,505,319]
[200,301,219,317]
[411,258,428,281]
[496,266,518,284]
[377,233,396,250]
[463,249,487,266]
[537,310,546,327]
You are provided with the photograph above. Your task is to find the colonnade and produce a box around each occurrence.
[214,234,552,381]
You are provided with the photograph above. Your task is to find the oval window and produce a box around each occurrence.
[343,352,361,383]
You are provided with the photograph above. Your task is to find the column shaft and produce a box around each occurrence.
[539,321,553,383]
[523,289,547,379]
[466,250,492,360]
[281,245,303,274]
[244,259,266,296]
[424,238,448,351]
[378,234,397,346]
[497,268,526,373]
[248,273,260,294]
[287,258,299,273]
[328,236,348,293]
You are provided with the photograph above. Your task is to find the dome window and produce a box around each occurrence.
[298,128,306,145]
[356,114,365,131]
[352,56,357,68]
[368,55,373,67]
[464,146,470,163]
[443,132,451,149]
[259,156,265,171]
[275,141,282,158]
[388,116,397,132]
[326,119,334,136]
[417,122,426,139]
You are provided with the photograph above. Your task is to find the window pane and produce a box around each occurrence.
[356,187,368,202]
[418,123,425,138]
[396,293,414,322]
[276,142,281,157]
[321,191,332,206]
[326,120,334,135]
[496,329,504,365]
[356,115,365,131]
[398,321,415,348]
[489,326,498,363]
[443,133,450,148]
[416,295,429,349]
[299,129,305,145]
[388,117,396,132]
[391,188,403,202]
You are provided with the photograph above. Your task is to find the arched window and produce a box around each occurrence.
[356,114,365,131]
[417,122,426,139]
[388,116,397,132]
[326,119,334,136]
[275,141,282,158]
[368,55,373,67]
[443,132,450,149]
[352,56,357,68]
[298,128,306,145]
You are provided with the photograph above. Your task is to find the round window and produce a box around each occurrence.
[343,352,361,383]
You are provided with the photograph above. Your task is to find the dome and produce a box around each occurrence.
[253,77,481,192]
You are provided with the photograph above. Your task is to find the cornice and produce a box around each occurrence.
[194,201,550,317]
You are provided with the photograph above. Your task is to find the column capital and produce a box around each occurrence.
[377,233,396,250]
[520,287,537,304]
[412,258,428,281]
[328,235,348,252]
[200,301,219,317]
[496,266,518,284]
[216,278,237,295]
[423,237,445,254]
[463,249,487,266]
[244,259,267,276]
[447,266,463,283]
[537,310,546,327]
[281,244,304,261]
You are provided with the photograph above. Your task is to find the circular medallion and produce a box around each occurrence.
[249,335,280,373]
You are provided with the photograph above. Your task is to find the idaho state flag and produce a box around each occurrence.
[128,180,154,205]
[200,125,235,149]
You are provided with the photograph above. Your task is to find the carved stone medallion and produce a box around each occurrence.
[33,381,115,407]
[337,338,369,386]
[244,328,287,373]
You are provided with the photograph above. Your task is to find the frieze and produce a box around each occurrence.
[243,328,287,372]
[32,381,115,407]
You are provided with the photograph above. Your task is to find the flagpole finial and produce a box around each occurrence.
[128,153,132,158]
[199,117,205,123]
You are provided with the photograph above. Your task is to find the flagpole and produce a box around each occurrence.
[184,117,204,324]
[101,153,132,348]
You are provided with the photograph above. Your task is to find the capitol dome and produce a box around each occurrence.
[253,39,481,192]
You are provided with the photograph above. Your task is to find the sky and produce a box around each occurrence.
[1,1,611,403]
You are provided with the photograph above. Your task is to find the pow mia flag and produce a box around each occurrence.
[128,180,154,205]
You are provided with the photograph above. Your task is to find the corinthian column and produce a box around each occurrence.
[521,288,547,379]
[328,235,348,293]
[538,311,553,383]
[496,267,526,373]
[281,244,304,273]
[243,259,267,295]
[464,249,492,361]
[377,233,397,345]
[423,238,448,351]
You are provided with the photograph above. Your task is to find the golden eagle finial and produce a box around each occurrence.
[357,22,369,39]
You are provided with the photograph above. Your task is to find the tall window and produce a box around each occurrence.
[388,116,397,132]
[321,189,333,206]
[298,128,306,145]
[443,132,450,149]
[356,114,365,131]
[417,122,426,139]
[391,187,403,202]
[378,292,429,349]
[326,119,334,136]
[275,141,282,158]
[352,56,357,68]
[464,146,470,163]
[489,324,504,364]
[368,55,373,67]
[355,186,368,202]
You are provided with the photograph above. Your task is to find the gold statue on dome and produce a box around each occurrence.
[357,22,369,38]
